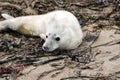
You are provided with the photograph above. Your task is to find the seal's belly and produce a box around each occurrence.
[18,24,36,35]
[17,18,37,35]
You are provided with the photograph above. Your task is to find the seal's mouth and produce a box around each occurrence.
[42,46,57,52]
[43,49,56,52]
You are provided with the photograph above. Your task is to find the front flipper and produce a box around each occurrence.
[40,34,46,40]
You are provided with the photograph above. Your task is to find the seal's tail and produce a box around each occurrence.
[1,13,14,20]
[0,14,15,31]
[0,21,8,31]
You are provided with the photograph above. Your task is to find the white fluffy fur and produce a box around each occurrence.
[0,10,83,51]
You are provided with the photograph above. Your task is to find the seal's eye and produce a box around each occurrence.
[55,37,60,41]
[46,35,48,38]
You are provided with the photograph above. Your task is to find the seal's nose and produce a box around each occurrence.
[43,46,49,51]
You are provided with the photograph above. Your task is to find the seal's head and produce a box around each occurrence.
[42,29,70,52]
[42,33,61,51]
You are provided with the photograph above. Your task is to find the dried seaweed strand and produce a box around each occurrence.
[0,2,22,11]
[37,66,64,80]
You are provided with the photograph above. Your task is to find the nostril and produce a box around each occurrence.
[43,46,49,50]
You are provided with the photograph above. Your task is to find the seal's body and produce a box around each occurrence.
[0,10,83,51]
